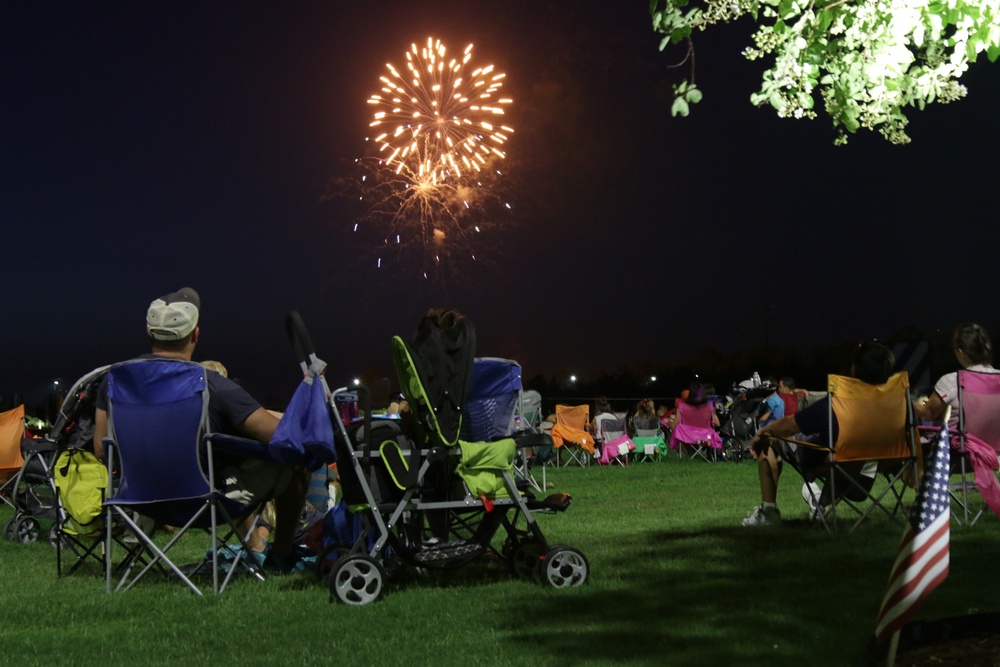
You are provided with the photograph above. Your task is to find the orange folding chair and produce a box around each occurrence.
[0,405,26,509]
[549,404,595,467]
[779,373,920,533]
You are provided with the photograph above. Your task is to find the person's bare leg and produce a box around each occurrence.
[757,440,783,504]
[240,514,266,553]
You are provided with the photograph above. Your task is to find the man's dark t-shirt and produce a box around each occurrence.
[96,354,261,435]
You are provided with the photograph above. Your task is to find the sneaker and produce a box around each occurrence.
[802,481,822,518]
[741,505,782,527]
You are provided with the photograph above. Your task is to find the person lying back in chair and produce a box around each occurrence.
[92,287,308,572]
[741,340,895,527]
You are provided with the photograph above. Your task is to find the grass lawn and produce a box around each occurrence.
[2,458,998,666]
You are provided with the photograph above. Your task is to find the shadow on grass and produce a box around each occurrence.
[491,521,1000,667]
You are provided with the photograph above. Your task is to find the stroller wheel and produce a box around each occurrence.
[507,539,545,579]
[315,545,350,583]
[3,517,17,541]
[329,555,386,606]
[11,517,40,544]
[538,545,589,589]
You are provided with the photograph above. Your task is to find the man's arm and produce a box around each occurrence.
[915,392,946,422]
[239,407,281,444]
[750,414,800,457]
[755,414,801,440]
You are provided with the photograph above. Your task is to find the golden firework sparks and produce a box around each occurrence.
[367,38,513,185]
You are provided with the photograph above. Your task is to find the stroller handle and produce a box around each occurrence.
[285,310,317,368]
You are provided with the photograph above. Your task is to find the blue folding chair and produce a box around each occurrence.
[462,357,521,441]
[462,357,552,492]
[103,359,269,595]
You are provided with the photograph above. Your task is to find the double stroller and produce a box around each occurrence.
[323,311,587,605]
[714,384,771,461]
[3,366,109,547]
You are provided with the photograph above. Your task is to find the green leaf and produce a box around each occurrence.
[988,44,1000,62]
[659,35,671,51]
[685,87,703,103]
[650,0,662,15]
[671,97,690,117]
[816,8,833,32]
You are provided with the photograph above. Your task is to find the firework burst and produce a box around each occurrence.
[344,37,514,281]
[367,37,512,184]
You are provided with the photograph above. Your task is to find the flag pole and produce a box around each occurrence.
[885,629,900,667]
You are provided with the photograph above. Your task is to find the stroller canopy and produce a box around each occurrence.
[392,313,476,448]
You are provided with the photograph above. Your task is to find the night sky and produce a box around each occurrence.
[4,1,999,407]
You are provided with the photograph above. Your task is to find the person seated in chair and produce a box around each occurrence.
[914,322,1000,516]
[591,396,616,457]
[741,340,895,527]
[92,287,308,572]
[755,378,785,429]
[632,398,658,434]
[777,377,804,417]
[914,322,999,429]
[669,383,721,428]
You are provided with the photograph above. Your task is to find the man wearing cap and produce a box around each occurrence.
[93,287,307,572]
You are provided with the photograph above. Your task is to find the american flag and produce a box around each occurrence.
[874,425,950,643]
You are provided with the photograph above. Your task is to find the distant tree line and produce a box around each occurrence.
[524,325,989,408]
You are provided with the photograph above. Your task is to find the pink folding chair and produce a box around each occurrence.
[597,418,632,466]
[952,369,1000,524]
[669,402,722,461]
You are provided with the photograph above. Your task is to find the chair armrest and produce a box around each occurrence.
[773,435,829,452]
[21,437,59,454]
[207,432,279,462]
[513,433,554,449]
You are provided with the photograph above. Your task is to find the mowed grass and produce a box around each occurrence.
[2,458,999,667]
